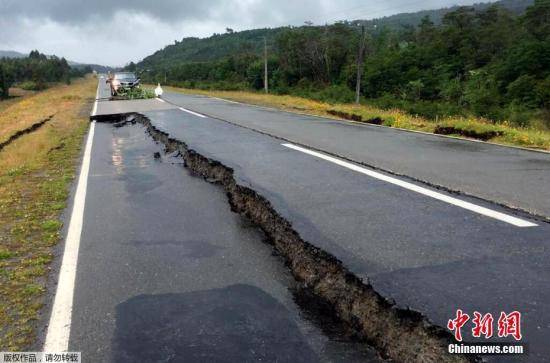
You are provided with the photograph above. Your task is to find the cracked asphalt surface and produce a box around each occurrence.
[161,92,550,219]
[143,106,549,362]
[68,122,380,362]
[63,81,549,361]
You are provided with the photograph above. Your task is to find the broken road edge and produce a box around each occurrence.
[103,113,478,363]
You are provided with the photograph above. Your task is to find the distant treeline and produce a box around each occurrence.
[0,50,91,99]
[133,0,549,126]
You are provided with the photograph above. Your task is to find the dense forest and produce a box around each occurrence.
[134,0,549,126]
[0,50,90,99]
[354,0,533,30]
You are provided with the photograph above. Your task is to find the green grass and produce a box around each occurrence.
[116,87,155,100]
[0,76,95,350]
[41,220,62,233]
[0,250,14,260]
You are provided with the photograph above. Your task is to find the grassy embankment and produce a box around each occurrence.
[164,86,550,151]
[0,89,37,114]
[0,76,95,350]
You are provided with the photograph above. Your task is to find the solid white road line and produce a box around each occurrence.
[44,121,96,351]
[156,98,166,103]
[91,101,98,117]
[179,107,206,118]
[91,81,100,117]
[213,97,241,105]
[282,143,537,228]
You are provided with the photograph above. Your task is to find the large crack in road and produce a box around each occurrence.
[83,80,550,361]
[65,118,383,362]
[108,114,475,363]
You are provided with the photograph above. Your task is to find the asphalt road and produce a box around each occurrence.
[162,92,550,219]
[67,122,380,362]
[96,75,112,99]
[142,106,549,362]
[93,76,176,118]
[44,81,549,362]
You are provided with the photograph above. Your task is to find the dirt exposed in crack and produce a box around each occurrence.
[434,125,504,141]
[327,110,384,125]
[105,113,476,363]
[0,114,55,152]
[160,104,550,224]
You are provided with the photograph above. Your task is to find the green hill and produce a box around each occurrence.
[135,0,534,67]
[137,28,286,68]
[354,0,533,29]
[133,0,549,129]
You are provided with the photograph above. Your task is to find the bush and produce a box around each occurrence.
[439,78,463,103]
[290,84,356,104]
[318,85,356,104]
[535,75,550,108]
[463,72,503,119]
[368,95,467,120]
[18,80,47,91]
[116,87,155,100]
[506,75,538,107]
[402,101,446,119]
[170,80,248,91]
[504,103,536,128]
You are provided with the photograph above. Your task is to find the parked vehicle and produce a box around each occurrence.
[107,72,140,96]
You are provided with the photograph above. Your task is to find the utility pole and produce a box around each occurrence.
[264,37,268,93]
[355,25,366,104]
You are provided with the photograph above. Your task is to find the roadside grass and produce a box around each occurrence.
[163,86,550,151]
[0,76,94,350]
[0,82,90,145]
[0,89,36,114]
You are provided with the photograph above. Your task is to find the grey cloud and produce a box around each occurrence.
[0,0,223,23]
[0,0,372,26]
[0,0,484,65]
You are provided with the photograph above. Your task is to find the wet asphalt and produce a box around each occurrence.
[94,76,177,117]
[141,106,549,362]
[161,92,550,219]
[64,81,549,362]
[68,122,380,362]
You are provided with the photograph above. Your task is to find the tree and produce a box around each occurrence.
[506,74,538,107]
[130,1,549,124]
[523,0,550,40]
[416,16,436,44]
[0,64,8,99]
[0,50,79,97]
[126,62,137,72]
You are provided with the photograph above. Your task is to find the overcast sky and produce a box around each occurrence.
[0,0,485,66]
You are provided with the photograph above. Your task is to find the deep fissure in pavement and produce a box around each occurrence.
[108,114,475,363]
